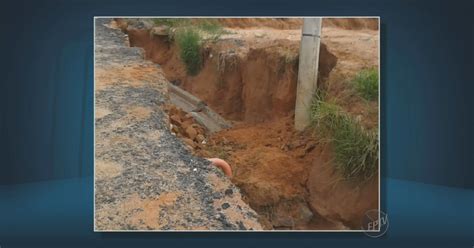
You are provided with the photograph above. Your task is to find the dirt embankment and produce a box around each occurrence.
[125,27,337,123]
[118,18,379,230]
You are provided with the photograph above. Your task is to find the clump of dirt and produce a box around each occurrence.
[164,105,208,151]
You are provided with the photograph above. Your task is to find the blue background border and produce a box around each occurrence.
[0,0,472,247]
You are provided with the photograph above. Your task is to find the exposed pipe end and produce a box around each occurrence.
[207,158,233,178]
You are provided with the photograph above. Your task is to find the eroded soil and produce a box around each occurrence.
[117,18,379,230]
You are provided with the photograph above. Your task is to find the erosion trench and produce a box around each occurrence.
[117,18,378,230]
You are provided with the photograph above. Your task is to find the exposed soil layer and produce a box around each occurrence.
[125,28,337,123]
[117,18,379,230]
[307,147,378,228]
[215,18,379,30]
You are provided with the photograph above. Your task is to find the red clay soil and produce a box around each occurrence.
[165,98,373,229]
[197,116,337,229]
[126,30,337,123]
[198,116,377,229]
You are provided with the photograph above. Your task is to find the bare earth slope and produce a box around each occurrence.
[94,18,262,231]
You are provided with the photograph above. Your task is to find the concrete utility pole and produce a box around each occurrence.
[294,18,322,131]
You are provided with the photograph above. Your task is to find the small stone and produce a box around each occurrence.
[225,189,233,196]
[181,120,193,130]
[185,126,198,140]
[196,134,205,143]
[213,192,223,199]
[221,203,230,209]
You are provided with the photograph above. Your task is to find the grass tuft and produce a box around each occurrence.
[175,28,202,75]
[152,18,228,75]
[353,68,378,101]
[311,92,378,180]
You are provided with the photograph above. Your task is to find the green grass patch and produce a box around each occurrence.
[354,68,378,101]
[175,28,202,75]
[311,93,378,180]
[152,18,228,75]
[152,18,189,27]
